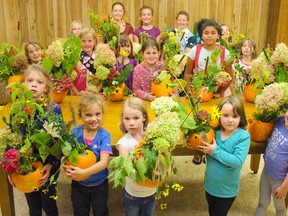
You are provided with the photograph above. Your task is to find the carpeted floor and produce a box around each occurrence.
[10,155,276,216]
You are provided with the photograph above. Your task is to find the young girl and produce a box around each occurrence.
[65,91,112,216]
[9,64,62,215]
[175,11,195,54]
[117,97,157,216]
[132,39,164,101]
[220,24,232,43]
[134,6,161,43]
[111,2,134,42]
[198,95,250,216]
[227,38,256,96]
[24,41,43,65]
[254,109,288,216]
[184,18,234,96]
[114,34,138,92]
[71,28,97,96]
[70,20,83,36]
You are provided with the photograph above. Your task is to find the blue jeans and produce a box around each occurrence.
[71,179,109,216]
[123,190,156,216]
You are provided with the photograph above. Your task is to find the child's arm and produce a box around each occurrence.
[274,173,288,199]
[70,84,85,96]
[184,57,194,94]
[118,144,129,156]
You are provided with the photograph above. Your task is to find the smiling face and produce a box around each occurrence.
[176,14,189,30]
[26,44,42,64]
[81,103,103,132]
[25,69,47,100]
[220,103,241,133]
[140,8,153,25]
[112,4,125,21]
[81,33,96,54]
[241,40,253,57]
[123,107,146,137]
[201,26,220,46]
[141,46,160,67]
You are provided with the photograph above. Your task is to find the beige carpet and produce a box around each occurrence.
[10,155,276,216]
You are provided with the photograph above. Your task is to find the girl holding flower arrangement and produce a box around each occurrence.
[71,28,97,96]
[114,35,138,92]
[7,64,63,216]
[198,95,250,216]
[116,97,157,216]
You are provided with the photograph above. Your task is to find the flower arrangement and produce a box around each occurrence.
[0,43,27,81]
[89,10,120,48]
[42,35,81,93]
[253,82,288,122]
[0,83,86,192]
[109,96,184,209]
[162,32,182,66]
[270,43,288,82]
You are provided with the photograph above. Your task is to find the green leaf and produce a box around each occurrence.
[135,157,146,181]
[42,56,54,72]
[67,148,79,165]
[39,145,51,162]
[62,140,72,156]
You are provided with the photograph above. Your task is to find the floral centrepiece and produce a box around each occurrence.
[42,35,81,93]
[109,96,184,208]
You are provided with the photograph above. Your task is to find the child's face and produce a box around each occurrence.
[241,41,252,57]
[123,107,146,136]
[142,46,160,67]
[81,103,103,132]
[27,44,42,64]
[176,15,188,30]
[120,42,132,57]
[285,110,288,128]
[112,4,124,21]
[81,33,96,54]
[221,25,230,39]
[25,70,47,100]
[140,9,153,25]
[71,23,82,36]
[202,26,220,46]
[220,103,240,133]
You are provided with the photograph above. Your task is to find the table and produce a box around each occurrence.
[0,96,269,216]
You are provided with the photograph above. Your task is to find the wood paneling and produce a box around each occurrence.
[0,0,286,52]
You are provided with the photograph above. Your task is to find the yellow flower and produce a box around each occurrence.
[160,203,167,210]
[119,49,128,57]
[161,188,170,197]
[33,187,39,192]
[20,118,25,123]
[240,33,246,39]
[26,99,31,103]
[210,105,221,120]
[49,195,58,200]
[171,183,184,192]
[42,189,48,194]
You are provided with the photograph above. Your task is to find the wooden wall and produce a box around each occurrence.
[0,0,287,53]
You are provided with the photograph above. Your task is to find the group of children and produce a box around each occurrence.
[7,2,288,216]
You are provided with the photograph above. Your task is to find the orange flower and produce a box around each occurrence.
[103,15,108,22]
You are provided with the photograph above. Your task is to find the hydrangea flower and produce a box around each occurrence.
[151,97,179,116]
[45,40,64,67]
[271,43,288,66]
[94,43,116,68]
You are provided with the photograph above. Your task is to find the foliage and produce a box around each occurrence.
[89,10,120,48]
[270,43,288,83]
[0,43,27,81]
[42,35,81,92]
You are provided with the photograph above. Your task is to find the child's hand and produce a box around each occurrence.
[65,165,85,180]
[274,186,287,199]
[198,138,217,154]
[39,163,52,185]
[148,94,157,102]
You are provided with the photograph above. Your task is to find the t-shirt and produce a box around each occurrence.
[264,116,288,180]
[72,125,113,186]
[116,133,156,197]
[134,26,161,40]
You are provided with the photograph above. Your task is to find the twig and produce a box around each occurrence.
[69,102,76,127]
[204,56,209,76]
[262,48,270,64]
[177,55,186,65]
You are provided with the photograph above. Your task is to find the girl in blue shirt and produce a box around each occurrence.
[199,95,250,216]
[65,91,112,216]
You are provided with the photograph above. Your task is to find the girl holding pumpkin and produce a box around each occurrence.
[254,109,288,216]
[132,39,164,101]
[8,64,63,216]
[114,34,138,92]
[198,95,250,216]
[65,90,112,216]
[116,97,157,216]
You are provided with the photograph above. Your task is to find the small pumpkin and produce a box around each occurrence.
[186,128,215,150]
[109,87,124,102]
[65,149,97,181]
[7,74,23,91]
[248,117,274,142]
[243,84,260,103]
[196,86,213,102]
[151,80,173,97]
[10,161,44,193]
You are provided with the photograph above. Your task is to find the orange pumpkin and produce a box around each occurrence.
[137,179,163,188]
[10,161,44,193]
[50,89,68,103]
[186,128,215,150]
[7,74,23,91]
[151,80,173,97]
[196,86,213,102]
[65,150,97,181]
[109,87,124,102]
[243,84,260,103]
[248,117,274,142]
